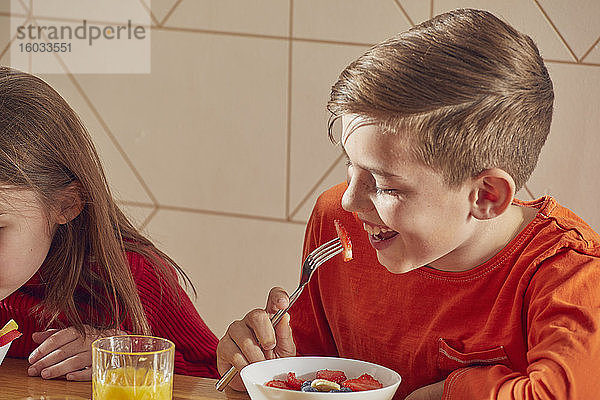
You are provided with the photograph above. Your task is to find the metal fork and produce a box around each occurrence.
[215,237,343,391]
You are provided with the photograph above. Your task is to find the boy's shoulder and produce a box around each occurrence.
[516,196,600,256]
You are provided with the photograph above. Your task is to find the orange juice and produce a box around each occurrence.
[93,366,172,400]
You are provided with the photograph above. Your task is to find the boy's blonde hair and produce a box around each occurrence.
[328,8,554,190]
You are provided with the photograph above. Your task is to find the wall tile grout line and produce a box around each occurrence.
[18,0,29,14]
[285,0,294,220]
[154,25,288,40]
[544,59,600,67]
[430,0,434,19]
[23,23,160,209]
[158,0,183,28]
[285,36,374,48]
[117,200,156,209]
[117,200,307,226]
[139,205,160,231]
[532,0,579,63]
[4,12,141,26]
[0,16,28,61]
[1,12,28,18]
[21,16,164,208]
[8,15,156,30]
[137,0,159,28]
[6,11,600,64]
[580,35,600,63]
[289,152,345,220]
[4,4,598,234]
[154,25,375,47]
[393,0,415,27]
[2,17,597,68]
[523,184,536,201]
[57,67,161,206]
[0,0,29,17]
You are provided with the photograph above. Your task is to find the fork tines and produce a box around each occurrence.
[309,237,343,266]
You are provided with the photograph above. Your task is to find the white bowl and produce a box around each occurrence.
[0,341,11,365]
[240,356,401,400]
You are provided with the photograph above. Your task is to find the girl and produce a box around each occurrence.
[0,66,218,380]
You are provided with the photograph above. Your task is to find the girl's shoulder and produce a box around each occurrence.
[125,251,178,283]
[123,251,184,312]
[126,250,150,272]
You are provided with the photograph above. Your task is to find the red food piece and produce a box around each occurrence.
[285,372,305,390]
[265,380,290,389]
[0,330,22,347]
[316,369,347,384]
[341,374,383,391]
[334,220,353,262]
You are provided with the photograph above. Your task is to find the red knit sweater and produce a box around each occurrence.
[0,252,219,378]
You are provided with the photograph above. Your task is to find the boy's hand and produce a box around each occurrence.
[27,325,125,381]
[405,379,445,400]
[217,287,296,391]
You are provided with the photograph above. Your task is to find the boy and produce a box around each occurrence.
[217,9,600,399]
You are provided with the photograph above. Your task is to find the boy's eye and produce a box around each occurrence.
[375,187,399,196]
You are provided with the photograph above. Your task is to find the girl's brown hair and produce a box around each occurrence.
[0,66,194,335]
[328,8,554,190]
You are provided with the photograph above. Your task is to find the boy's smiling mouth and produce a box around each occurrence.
[363,222,399,242]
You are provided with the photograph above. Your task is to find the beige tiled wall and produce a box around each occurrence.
[1,1,599,337]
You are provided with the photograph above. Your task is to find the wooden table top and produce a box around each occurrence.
[0,358,250,400]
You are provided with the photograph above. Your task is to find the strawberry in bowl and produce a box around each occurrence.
[241,356,400,400]
[265,369,383,393]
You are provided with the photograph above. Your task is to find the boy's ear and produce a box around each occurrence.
[53,181,84,225]
[469,169,515,220]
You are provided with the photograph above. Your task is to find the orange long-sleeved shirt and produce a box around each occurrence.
[290,183,600,399]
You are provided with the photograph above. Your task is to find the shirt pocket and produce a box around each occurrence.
[437,338,512,374]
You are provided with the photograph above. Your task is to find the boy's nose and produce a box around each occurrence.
[341,176,373,214]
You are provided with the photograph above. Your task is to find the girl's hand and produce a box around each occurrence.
[405,379,445,400]
[27,325,125,381]
[216,287,296,391]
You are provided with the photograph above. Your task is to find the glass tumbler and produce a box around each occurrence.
[92,335,175,400]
